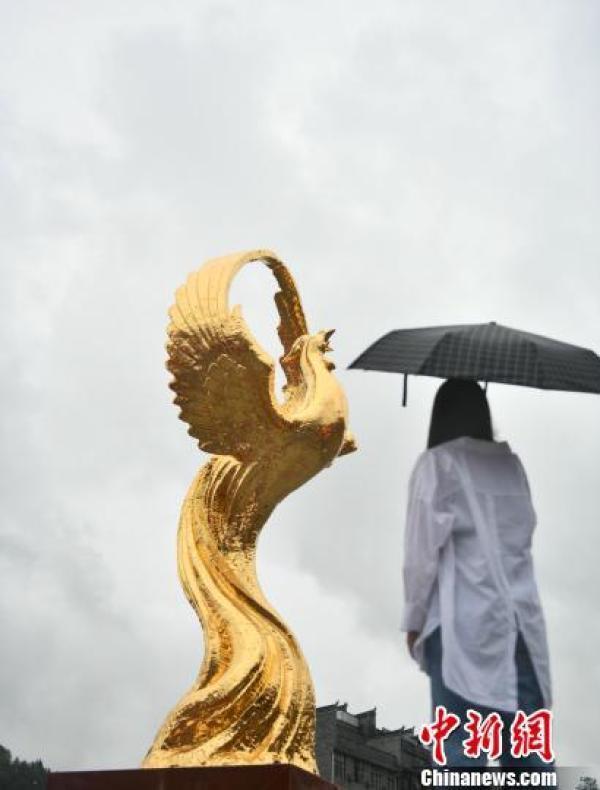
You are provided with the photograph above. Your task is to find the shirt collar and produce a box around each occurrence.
[443,436,511,453]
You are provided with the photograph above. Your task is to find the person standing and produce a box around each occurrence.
[401,378,553,767]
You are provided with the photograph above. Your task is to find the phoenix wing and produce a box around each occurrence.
[167,250,308,461]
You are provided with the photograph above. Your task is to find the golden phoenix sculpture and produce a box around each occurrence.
[143,250,356,772]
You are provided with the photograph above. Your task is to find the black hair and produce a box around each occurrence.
[427,378,494,449]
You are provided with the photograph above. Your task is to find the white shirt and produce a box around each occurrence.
[401,436,551,712]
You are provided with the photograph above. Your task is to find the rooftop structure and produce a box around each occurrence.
[316,703,429,790]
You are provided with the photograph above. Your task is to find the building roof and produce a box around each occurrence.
[316,702,429,771]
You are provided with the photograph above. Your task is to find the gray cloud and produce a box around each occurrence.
[1,0,598,770]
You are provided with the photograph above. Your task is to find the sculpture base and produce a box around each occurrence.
[48,765,337,790]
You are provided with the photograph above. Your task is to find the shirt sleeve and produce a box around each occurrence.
[400,451,455,633]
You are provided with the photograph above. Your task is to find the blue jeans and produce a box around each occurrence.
[424,627,554,768]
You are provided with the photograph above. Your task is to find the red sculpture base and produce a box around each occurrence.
[48,764,337,790]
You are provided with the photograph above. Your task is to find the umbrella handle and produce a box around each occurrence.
[403,374,408,407]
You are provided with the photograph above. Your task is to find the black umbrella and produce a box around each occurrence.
[348,322,600,405]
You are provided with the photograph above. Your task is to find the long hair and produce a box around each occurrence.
[427,378,494,449]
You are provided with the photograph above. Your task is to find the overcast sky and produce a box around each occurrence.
[1,0,599,772]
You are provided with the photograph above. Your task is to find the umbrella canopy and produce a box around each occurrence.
[348,322,600,404]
